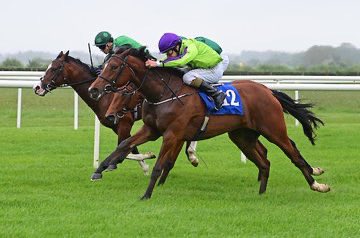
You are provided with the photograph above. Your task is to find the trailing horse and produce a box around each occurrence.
[88,47,329,199]
[33,51,156,173]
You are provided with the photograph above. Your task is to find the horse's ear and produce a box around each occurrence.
[56,51,63,59]
[64,51,69,61]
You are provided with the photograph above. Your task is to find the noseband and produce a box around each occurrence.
[40,63,65,92]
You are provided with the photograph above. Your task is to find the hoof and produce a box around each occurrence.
[145,152,156,159]
[105,164,117,172]
[311,181,330,193]
[191,160,199,167]
[312,167,325,176]
[140,194,151,200]
[91,173,102,181]
[188,156,199,167]
[259,190,266,195]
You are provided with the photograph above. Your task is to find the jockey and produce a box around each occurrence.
[145,33,228,110]
[93,31,154,74]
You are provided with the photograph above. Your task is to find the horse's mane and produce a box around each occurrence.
[118,47,184,78]
[68,56,93,72]
[56,52,94,74]
[151,66,185,78]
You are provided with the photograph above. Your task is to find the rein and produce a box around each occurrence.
[98,53,189,105]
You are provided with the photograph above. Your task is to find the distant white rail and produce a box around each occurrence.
[2,72,360,167]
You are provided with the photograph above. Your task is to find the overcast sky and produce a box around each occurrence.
[1,0,359,55]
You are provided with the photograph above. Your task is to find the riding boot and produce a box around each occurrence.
[191,78,226,110]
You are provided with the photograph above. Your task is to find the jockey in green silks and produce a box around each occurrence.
[93,31,154,74]
[145,33,229,110]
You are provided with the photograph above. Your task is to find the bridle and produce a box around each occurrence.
[97,54,148,95]
[40,60,95,92]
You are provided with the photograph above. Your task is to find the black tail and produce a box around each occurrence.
[272,90,324,145]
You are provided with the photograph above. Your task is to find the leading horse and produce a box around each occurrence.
[88,48,330,199]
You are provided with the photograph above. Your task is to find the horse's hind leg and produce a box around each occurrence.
[288,139,324,176]
[262,126,330,192]
[255,140,268,181]
[228,129,270,194]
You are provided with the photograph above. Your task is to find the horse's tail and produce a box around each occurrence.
[271,90,324,145]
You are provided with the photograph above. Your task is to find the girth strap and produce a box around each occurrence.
[191,115,209,141]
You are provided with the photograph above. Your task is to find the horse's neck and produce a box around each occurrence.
[140,69,186,102]
[68,69,110,120]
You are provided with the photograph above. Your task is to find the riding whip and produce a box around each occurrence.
[88,43,94,68]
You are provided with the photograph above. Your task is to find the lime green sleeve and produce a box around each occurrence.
[163,41,198,67]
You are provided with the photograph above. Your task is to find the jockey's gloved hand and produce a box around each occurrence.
[144,50,157,61]
[90,66,102,76]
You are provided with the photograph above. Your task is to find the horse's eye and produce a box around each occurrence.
[111,65,117,70]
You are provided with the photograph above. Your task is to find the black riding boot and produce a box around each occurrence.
[198,80,226,110]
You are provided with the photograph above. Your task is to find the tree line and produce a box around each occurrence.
[0,57,51,71]
[3,58,359,75]
[1,42,360,75]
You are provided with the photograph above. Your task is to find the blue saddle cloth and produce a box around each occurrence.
[198,83,244,115]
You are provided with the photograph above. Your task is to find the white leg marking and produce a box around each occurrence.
[311,181,330,193]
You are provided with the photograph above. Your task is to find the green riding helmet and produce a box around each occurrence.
[94,31,113,46]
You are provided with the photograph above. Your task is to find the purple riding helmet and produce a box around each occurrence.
[158,33,182,53]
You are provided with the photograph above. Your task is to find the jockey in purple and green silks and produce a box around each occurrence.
[145,33,229,110]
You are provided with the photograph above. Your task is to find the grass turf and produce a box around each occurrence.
[0,88,359,237]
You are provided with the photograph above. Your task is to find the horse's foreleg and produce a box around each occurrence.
[158,140,185,186]
[108,120,150,174]
[141,136,184,200]
[106,120,134,172]
[91,125,159,181]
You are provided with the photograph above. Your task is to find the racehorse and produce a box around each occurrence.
[33,51,156,173]
[88,47,330,199]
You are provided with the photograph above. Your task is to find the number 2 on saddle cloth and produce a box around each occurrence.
[198,83,244,115]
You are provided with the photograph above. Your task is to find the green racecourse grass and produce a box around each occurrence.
[0,88,359,237]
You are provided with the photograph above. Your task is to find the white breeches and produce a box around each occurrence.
[183,54,229,85]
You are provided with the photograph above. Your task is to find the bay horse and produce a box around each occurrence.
[88,47,329,199]
[33,51,156,173]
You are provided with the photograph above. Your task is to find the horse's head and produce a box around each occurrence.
[34,51,94,96]
[33,51,70,96]
[88,47,147,101]
[105,92,128,125]
[105,86,143,125]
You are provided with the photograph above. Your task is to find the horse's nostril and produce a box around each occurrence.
[104,84,113,93]
[88,87,99,99]
[106,115,115,122]
[106,115,118,125]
